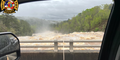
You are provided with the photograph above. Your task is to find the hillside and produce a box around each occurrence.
[0,14,34,36]
[52,4,113,33]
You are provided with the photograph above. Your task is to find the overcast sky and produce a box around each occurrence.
[14,0,113,21]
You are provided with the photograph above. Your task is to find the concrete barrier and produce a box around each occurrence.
[19,52,99,60]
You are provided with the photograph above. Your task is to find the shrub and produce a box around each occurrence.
[95,27,99,31]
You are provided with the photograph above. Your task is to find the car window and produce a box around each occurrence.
[0,0,113,52]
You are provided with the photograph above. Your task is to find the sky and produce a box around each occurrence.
[14,0,113,21]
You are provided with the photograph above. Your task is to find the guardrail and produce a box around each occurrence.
[20,40,102,52]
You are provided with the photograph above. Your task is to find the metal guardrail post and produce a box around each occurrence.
[54,40,58,52]
[70,40,73,52]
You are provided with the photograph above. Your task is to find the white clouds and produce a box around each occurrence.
[14,0,113,20]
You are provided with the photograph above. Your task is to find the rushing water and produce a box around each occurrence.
[19,31,104,50]
[18,31,104,40]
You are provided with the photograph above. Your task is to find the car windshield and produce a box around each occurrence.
[0,0,113,52]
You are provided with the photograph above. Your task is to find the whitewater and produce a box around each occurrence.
[18,31,104,50]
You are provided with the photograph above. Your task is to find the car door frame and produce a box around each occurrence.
[98,0,120,60]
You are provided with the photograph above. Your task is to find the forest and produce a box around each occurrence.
[0,14,34,36]
[52,4,113,33]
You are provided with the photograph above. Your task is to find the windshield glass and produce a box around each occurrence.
[0,0,113,52]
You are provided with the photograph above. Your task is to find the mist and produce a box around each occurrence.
[35,20,53,33]
[17,16,59,33]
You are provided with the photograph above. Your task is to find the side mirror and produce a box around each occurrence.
[0,32,20,60]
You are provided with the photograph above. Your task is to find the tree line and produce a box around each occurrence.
[0,14,34,36]
[52,4,113,33]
